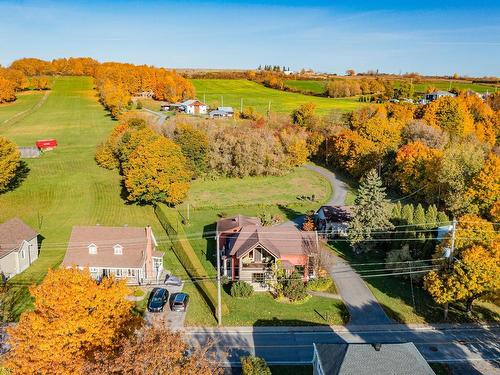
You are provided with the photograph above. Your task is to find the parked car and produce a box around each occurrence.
[164,274,182,286]
[147,288,169,312]
[170,292,189,312]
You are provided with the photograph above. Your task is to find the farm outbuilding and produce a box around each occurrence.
[36,139,58,151]
[18,147,41,158]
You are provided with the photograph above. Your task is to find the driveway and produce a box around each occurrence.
[143,283,186,330]
[304,164,350,206]
[142,107,167,125]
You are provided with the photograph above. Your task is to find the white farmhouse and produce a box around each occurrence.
[0,218,39,279]
[181,99,208,115]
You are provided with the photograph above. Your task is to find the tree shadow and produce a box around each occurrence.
[277,204,305,224]
[202,223,217,268]
[3,161,30,193]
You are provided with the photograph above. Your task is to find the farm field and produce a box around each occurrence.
[0,91,45,125]
[394,79,498,94]
[284,80,327,94]
[190,79,368,114]
[0,76,185,318]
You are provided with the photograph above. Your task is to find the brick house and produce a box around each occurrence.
[217,215,318,290]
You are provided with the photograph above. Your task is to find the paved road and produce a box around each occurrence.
[186,324,500,367]
[304,164,349,206]
[142,107,167,125]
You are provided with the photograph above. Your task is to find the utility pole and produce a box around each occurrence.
[187,203,190,221]
[267,101,271,118]
[215,230,222,326]
[448,217,457,269]
[203,93,206,104]
[221,95,224,107]
[240,98,243,113]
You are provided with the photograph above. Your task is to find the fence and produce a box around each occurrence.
[154,204,228,316]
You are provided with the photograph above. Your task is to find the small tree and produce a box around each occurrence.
[230,281,254,298]
[348,169,394,252]
[173,123,209,177]
[241,356,271,375]
[290,102,317,127]
[281,272,307,302]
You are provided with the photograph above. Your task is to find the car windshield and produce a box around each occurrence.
[152,297,163,303]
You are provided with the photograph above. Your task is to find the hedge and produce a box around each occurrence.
[155,204,228,315]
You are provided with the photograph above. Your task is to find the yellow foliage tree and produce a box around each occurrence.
[0,77,16,103]
[123,137,192,205]
[465,153,500,219]
[4,268,137,375]
[423,96,474,137]
[0,136,21,192]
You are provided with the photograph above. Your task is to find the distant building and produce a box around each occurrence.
[209,106,234,118]
[62,225,164,284]
[312,343,435,375]
[181,99,208,115]
[0,218,39,279]
[424,90,456,102]
[315,205,353,238]
[36,139,57,151]
[283,70,294,76]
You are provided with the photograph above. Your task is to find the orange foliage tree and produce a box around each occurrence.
[123,137,192,205]
[0,77,16,103]
[423,96,474,137]
[394,141,442,200]
[4,268,137,375]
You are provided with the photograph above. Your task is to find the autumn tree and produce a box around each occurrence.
[346,69,356,76]
[32,76,50,90]
[0,77,16,103]
[4,268,137,375]
[465,153,500,219]
[290,102,317,127]
[348,169,394,252]
[99,80,131,118]
[423,96,474,137]
[241,356,272,375]
[0,136,21,192]
[85,324,221,375]
[173,123,209,177]
[401,120,449,149]
[124,137,192,205]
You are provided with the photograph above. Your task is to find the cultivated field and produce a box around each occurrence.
[190,79,368,114]
[285,80,327,94]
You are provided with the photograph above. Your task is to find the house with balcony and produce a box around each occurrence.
[217,215,318,290]
[61,225,164,284]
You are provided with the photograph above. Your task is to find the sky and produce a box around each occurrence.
[1,0,499,76]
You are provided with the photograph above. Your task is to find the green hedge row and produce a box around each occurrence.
[155,204,228,315]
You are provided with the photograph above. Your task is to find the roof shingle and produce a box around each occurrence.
[0,218,38,258]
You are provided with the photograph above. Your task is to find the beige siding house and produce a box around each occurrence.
[61,225,163,284]
[0,218,39,279]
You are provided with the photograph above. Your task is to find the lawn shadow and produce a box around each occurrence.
[202,222,217,268]
[3,161,30,193]
[277,204,305,225]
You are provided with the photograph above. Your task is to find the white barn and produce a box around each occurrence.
[181,100,208,115]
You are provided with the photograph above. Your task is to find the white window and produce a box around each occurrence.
[113,244,123,255]
[88,243,97,254]
[116,269,123,277]
[20,248,25,259]
[89,267,98,273]
[127,269,136,277]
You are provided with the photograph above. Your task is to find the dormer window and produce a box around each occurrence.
[113,244,123,255]
[88,243,97,254]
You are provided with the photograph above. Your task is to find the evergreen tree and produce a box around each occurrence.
[425,204,438,229]
[414,204,426,228]
[401,204,414,224]
[437,211,450,225]
[391,201,402,221]
[348,169,394,252]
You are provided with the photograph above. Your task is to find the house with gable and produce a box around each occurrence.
[61,225,163,284]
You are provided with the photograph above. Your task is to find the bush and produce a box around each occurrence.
[241,356,271,375]
[230,281,254,298]
[307,277,333,292]
[136,100,143,109]
[220,275,230,285]
[282,272,307,302]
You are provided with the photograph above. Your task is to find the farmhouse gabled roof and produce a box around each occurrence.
[314,342,434,375]
[228,225,317,259]
[62,225,162,269]
[182,99,206,106]
[0,218,38,258]
[217,215,261,233]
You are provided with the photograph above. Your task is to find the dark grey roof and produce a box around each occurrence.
[314,343,435,375]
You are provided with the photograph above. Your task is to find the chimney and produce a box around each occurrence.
[145,225,154,279]
[373,343,382,352]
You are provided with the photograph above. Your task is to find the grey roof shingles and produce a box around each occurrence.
[0,218,38,258]
[314,343,435,375]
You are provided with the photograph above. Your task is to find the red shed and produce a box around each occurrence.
[36,139,58,151]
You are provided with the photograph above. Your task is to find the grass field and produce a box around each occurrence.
[0,91,45,125]
[0,76,185,318]
[397,80,498,94]
[284,80,327,94]
[184,167,331,209]
[190,79,368,114]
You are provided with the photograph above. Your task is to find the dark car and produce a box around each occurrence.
[170,292,189,312]
[164,274,182,286]
[147,288,169,312]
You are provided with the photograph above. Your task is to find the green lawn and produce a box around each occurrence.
[185,289,348,327]
[184,167,331,209]
[0,76,184,318]
[0,91,45,125]
[190,79,368,115]
[329,241,500,324]
[285,80,327,95]
[397,80,498,94]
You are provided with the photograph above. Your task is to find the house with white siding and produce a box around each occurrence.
[61,225,163,284]
[0,218,39,279]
